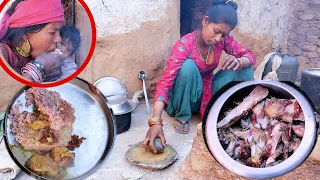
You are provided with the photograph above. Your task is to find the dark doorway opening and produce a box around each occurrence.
[180,0,212,37]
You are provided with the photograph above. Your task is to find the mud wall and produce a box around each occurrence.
[78,0,180,97]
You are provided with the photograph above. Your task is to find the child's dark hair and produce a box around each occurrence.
[60,26,82,55]
[2,0,47,45]
[206,0,238,30]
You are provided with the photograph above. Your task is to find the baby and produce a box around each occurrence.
[54,26,82,81]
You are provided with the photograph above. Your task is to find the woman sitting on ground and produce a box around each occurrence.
[143,0,256,153]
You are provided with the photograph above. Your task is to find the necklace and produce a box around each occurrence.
[196,36,211,64]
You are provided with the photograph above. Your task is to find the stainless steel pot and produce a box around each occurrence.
[93,76,137,115]
[203,81,317,179]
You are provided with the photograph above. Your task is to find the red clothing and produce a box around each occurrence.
[154,30,256,118]
[0,42,32,73]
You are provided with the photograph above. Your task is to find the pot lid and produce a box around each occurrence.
[94,76,128,105]
[302,68,320,76]
[93,77,137,115]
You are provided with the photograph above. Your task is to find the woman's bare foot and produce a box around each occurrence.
[173,119,189,134]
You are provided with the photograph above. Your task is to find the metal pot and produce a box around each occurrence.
[203,81,317,179]
[301,68,320,113]
[93,76,139,134]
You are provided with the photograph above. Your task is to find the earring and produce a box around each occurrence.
[16,39,31,57]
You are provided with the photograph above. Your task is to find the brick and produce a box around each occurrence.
[307,36,319,43]
[296,55,309,63]
[288,39,296,46]
[288,32,297,40]
[295,27,308,35]
[302,45,317,52]
[308,52,319,58]
[290,46,302,55]
[309,27,320,36]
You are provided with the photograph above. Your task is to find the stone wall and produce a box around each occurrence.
[287,0,320,75]
[234,0,320,76]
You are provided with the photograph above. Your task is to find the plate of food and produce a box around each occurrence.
[203,81,317,179]
[2,78,115,180]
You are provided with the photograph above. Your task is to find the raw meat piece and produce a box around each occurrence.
[241,118,252,128]
[264,98,304,123]
[217,86,269,128]
[289,137,301,152]
[280,122,292,159]
[234,141,251,160]
[261,123,282,158]
[231,128,249,140]
[292,125,305,137]
[225,134,238,156]
[266,149,281,165]
[252,101,270,129]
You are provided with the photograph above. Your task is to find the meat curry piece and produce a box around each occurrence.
[28,120,50,130]
[68,135,86,151]
[25,155,59,177]
[50,146,75,168]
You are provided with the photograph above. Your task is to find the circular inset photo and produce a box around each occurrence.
[0,0,96,88]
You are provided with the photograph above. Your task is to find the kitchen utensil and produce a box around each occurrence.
[125,141,178,170]
[139,71,151,115]
[93,76,128,105]
[203,80,317,179]
[94,77,140,134]
[301,68,320,113]
[2,77,116,180]
[94,76,138,115]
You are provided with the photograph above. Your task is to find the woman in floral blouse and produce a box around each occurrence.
[143,0,256,153]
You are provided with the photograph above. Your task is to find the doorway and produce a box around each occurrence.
[180,0,212,37]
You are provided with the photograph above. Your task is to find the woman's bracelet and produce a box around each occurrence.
[32,60,46,76]
[21,62,44,82]
[148,117,163,127]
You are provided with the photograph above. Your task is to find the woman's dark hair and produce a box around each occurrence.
[205,0,238,29]
[60,26,82,55]
[1,0,48,46]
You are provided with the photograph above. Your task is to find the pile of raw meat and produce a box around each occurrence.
[217,85,305,168]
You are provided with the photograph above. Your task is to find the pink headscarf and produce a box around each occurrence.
[0,0,65,39]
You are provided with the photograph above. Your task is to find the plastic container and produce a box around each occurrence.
[262,53,299,83]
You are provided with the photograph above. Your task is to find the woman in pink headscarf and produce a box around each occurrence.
[0,0,66,82]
